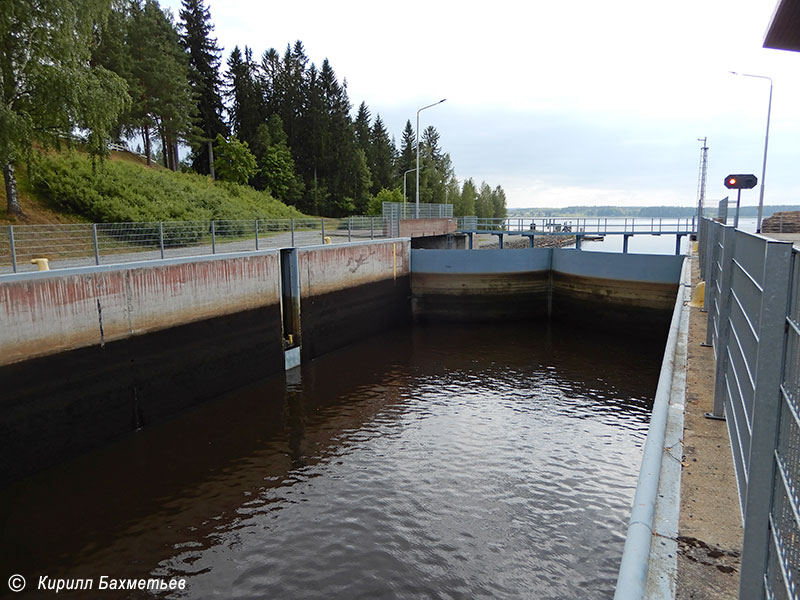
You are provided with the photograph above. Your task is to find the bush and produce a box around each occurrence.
[28,150,305,227]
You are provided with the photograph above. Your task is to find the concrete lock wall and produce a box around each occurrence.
[0,241,411,485]
[298,239,411,361]
[411,248,553,321]
[1,241,679,485]
[411,248,684,333]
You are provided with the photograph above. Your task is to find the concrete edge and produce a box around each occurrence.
[0,248,282,282]
[614,256,690,599]
[645,257,691,597]
[0,238,413,282]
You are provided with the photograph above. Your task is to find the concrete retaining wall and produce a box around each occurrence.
[298,240,411,360]
[411,249,552,320]
[411,248,684,332]
[0,241,411,485]
[0,252,282,366]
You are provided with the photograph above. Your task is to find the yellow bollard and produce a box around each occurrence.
[323,236,332,244]
[688,281,705,308]
[30,258,50,271]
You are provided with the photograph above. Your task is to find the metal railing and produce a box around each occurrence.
[1,217,402,274]
[382,202,453,220]
[699,217,800,599]
[458,216,697,234]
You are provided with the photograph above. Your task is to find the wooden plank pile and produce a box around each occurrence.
[761,211,800,233]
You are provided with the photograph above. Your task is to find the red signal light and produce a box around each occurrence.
[724,174,757,189]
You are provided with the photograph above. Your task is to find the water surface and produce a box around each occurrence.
[1,321,663,599]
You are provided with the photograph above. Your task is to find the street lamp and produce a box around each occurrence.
[415,99,446,219]
[403,167,418,209]
[730,71,773,233]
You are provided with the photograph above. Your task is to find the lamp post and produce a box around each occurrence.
[403,167,418,210]
[416,99,446,219]
[730,71,772,233]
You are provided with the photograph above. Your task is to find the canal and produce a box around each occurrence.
[1,320,664,599]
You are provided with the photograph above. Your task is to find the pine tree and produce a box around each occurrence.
[132,0,196,171]
[461,178,477,216]
[396,120,416,194]
[476,182,494,218]
[492,185,508,218]
[179,0,227,175]
[225,46,265,156]
[353,102,371,157]
[369,115,395,195]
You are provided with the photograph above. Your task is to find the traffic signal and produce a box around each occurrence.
[724,174,758,189]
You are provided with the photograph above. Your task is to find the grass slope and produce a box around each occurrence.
[1,149,304,225]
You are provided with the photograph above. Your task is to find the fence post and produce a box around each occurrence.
[321,218,325,243]
[709,226,737,418]
[255,219,259,251]
[158,222,165,259]
[389,214,393,239]
[291,218,295,246]
[9,226,17,273]
[370,216,374,240]
[738,239,793,600]
[211,220,216,254]
[704,223,721,345]
[92,223,100,265]
[348,217,352,242]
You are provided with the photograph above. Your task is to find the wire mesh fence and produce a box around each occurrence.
[1,217,403,274]
[700,217,800,599]
[382,202,453,220]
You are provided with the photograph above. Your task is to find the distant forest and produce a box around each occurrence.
[1,0,507,219]
[507,205,800,218]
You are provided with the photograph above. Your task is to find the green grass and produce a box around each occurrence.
[28,149,305,224]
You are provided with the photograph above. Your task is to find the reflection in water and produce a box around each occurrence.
[0,321,663,599]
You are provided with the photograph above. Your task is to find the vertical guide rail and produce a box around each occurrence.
[158,222,165,259]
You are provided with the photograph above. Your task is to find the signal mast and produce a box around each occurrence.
[696,137,709,224]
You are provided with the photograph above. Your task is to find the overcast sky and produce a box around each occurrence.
[160,0,800,209]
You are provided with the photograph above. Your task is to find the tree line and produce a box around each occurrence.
[0,0,507,219]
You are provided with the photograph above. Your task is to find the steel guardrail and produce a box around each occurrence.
[699,218,799,599]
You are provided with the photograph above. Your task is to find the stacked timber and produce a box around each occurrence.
[761,211,800,233]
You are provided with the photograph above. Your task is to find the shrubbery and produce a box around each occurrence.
[28,150,305,225]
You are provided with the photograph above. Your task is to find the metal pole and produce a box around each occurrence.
[731,73,772,233]
[734,189,741,229]
[370,217,374,240]
[158,222,164,259]
[211,220,216,254]
[415,99,446,219]
[255,219,259,251]
[92,223,100,265]
[348,217,351,242]
[757,81,772,233]
[9,226,17,273]
[321,218,325,243]
[291,218,295,246]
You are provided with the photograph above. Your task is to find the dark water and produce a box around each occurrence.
[1,322,663,599]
